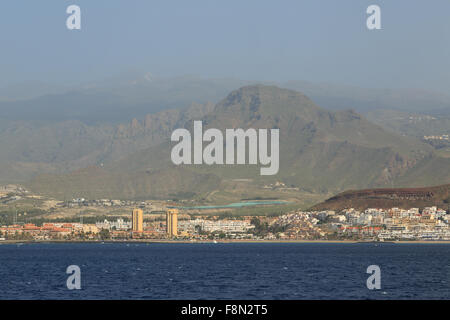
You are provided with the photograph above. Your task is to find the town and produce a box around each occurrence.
[1,203,449,242]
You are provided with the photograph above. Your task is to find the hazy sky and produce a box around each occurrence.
[1,0,449,92]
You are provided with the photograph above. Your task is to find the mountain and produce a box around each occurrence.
[26,85,450,202]
[2,76,448,169]
[310,184,450,212]
[284,80,450,116]
[284,81,450,141]
[0,75,248,124]
[364,109,450,138]
[0,101,214,184]
[3,76,449,124]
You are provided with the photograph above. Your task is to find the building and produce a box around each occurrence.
[178,219,253,234]
[82,224,99,234]
[132,208,144,232]
[166,208,178,237]
[96,218,131,231]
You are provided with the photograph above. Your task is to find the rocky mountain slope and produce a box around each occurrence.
[26,85,450,200]
[311,184,450,211]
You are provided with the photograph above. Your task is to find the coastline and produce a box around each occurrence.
[3,239,450,245]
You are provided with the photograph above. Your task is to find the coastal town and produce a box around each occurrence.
[1,195,449,241]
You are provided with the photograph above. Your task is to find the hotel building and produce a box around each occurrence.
[132,208,144,232]
[166,209,178,237]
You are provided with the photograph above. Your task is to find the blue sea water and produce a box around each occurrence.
[0,242,450,300]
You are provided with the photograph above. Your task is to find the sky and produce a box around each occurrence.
[0,0,449,92]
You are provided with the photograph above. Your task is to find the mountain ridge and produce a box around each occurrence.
[26,85,450,202]
[310,184,450,211]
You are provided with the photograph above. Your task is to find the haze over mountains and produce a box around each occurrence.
[0,75,449,201]
[2,73,450,123]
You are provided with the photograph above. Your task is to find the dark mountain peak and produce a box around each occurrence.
[212,85,321,124]
[218,84,311,106]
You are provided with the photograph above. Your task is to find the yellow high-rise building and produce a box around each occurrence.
[166,209,178,237]
[132,208,144,232]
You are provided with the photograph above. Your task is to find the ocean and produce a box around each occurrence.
[0,242,449,300]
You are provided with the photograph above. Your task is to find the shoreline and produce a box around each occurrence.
[3,239,450,245]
